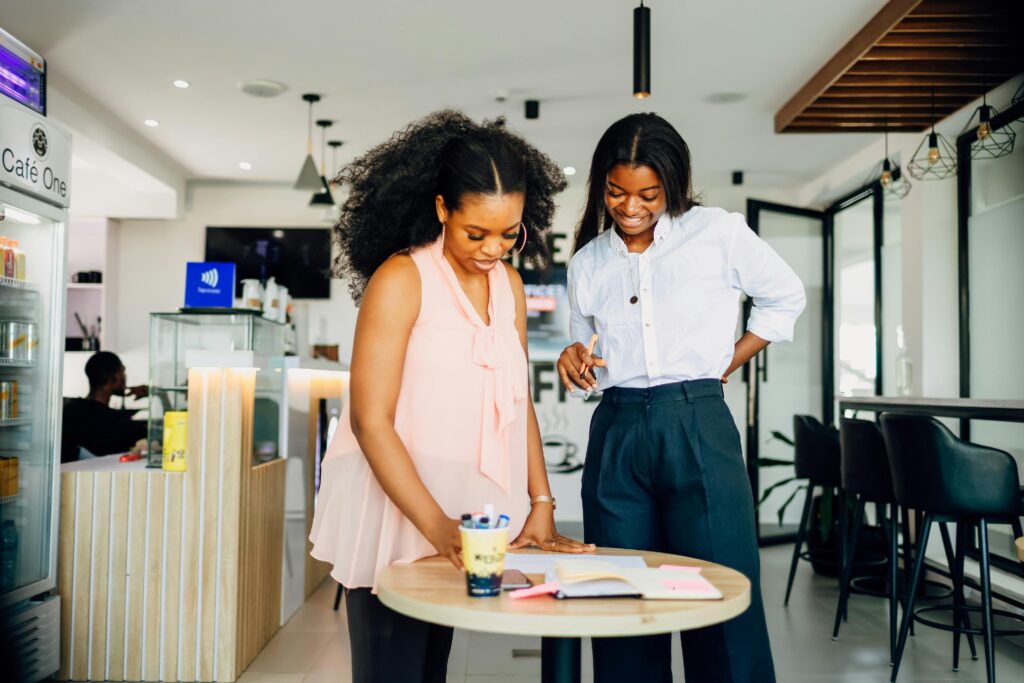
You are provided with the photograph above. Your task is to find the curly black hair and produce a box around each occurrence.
[332,109,567,301]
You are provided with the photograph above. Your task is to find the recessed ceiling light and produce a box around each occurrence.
[240,79,288,98]
[173,79,190,89]
[704,92,747,105]
[563,166,576,176]
[144,119,159,127]
[238,161,253,170]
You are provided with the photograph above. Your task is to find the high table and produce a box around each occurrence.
[376,547,751,683]
[838,396,1024,422]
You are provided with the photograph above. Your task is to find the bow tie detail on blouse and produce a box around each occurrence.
[432,240,526,496]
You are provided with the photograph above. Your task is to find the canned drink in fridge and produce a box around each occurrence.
[0,380,17,420]
[24,324,37,363]
[1,322,16,360]
[162,411,188,472]
[12,323,28,362]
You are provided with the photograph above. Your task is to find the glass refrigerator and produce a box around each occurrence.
[0,89,72,680]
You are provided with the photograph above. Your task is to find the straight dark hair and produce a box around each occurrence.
[573,113,698,255]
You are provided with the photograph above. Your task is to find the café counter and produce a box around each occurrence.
[54,355,304,682]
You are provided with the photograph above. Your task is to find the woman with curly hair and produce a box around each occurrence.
[310,110,592,682]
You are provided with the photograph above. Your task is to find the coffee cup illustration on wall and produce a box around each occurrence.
[543,435,582,474]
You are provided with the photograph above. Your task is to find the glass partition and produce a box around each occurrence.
[833,197,877,408]
[966,117,1024,566]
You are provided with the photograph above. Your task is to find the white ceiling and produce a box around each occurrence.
[3,0,893,190]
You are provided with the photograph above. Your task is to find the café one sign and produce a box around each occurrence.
[0,99,72,208]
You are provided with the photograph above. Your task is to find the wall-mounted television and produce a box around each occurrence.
[204,227,332,299]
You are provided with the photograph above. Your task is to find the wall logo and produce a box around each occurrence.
[31,124,48,161]
[200,268,219,289]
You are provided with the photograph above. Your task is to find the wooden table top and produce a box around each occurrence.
[376,547,751,638]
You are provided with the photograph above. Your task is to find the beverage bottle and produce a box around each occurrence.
[8,240,25,281]
[0,520,17,591]
[0,238,9,280]
[895,325,913,397]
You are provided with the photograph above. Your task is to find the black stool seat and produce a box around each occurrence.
[881,413,1024,683]
[793,415,841,487]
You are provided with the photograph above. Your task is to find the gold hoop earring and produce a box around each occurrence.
[516,222,528,254]
[440,223,446,253]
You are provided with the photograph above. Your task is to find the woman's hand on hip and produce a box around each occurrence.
[557,342,605,392]
[508,505,596,554]
[426,516,464,571]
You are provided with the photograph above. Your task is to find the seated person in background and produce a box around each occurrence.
[61,351,149,462]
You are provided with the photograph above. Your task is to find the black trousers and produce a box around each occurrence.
[582,379,776,683]
[344,587,454,683]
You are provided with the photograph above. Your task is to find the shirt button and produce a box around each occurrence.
[642,288,648,293]
[645,321,652,327]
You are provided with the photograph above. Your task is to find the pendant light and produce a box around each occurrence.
[633,2,651,99]
[1013,80,1023,120]
[958,61,1015,159]
[294,93,323,191]
[321,140,345,222]
[879,120,911,200]
[309,119,334,206]
[907,88,956,181]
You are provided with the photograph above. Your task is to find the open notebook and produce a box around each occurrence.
[548,559,723,600]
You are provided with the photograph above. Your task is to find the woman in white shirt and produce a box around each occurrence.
[557,113,805,683]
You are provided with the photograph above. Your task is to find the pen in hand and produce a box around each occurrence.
[578,334,599,380]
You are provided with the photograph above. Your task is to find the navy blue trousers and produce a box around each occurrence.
[582,379,776,683]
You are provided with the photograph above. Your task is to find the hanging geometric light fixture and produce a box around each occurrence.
[309,119,335,206]
[879,120,911,200]
[959,56,1015,160]
[633,2,651,99]
[294,93,323,191]
[959,96,1015,160]
[907,88,956,181]
[1013,80,1023,119]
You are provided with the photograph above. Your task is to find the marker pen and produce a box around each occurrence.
[460,513,474,529]
[496,514,510,529]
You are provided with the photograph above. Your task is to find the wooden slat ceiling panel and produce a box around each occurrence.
[776,0,1024,133]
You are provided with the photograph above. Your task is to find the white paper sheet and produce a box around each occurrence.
[503,553,647,575]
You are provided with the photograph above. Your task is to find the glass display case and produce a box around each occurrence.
[147,310,286,467]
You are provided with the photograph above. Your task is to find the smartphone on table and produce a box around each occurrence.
[501,569,533,590]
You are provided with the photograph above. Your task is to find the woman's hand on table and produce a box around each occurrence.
[427,516,465,571]
[508,504,596,554]
[557,342,605,392]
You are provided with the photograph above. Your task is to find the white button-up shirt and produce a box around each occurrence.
[568,206,806,390]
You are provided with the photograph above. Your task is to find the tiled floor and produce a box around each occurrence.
[237,543,1024,682]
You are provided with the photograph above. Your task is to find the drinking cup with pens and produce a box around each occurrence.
[459,504,509,597]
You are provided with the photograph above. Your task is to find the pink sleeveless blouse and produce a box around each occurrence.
[309,238,531,591]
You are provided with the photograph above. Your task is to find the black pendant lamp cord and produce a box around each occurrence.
[307,101,314,155]
[930,86,936,134]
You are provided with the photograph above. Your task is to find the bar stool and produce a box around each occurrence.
[784,415,845,606]
[831,418,900,661]
[829,419,956,659]
[881,413,1024,683]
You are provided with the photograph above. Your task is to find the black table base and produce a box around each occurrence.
[542,637,582,683]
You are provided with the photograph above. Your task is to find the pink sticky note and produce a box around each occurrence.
[508,581,560,600]
[663,579,715,594]
[659,564,702,573]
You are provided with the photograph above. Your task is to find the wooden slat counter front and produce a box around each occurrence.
[56,366,285,682]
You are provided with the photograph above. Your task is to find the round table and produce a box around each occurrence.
[377,547,751,683]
